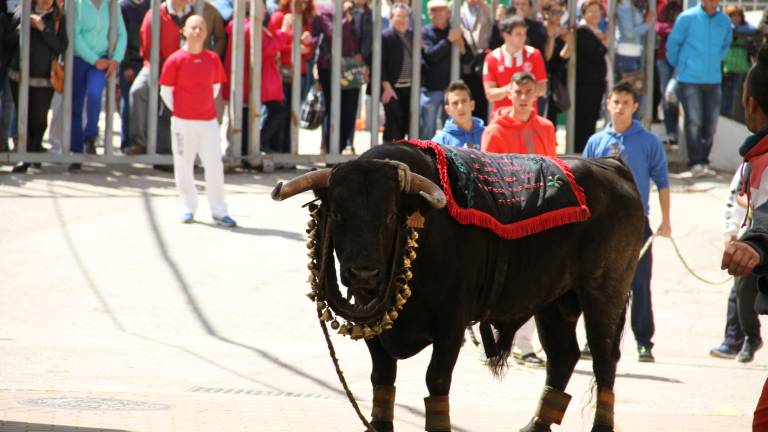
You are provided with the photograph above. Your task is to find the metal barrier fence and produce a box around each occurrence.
[4,0,726,167]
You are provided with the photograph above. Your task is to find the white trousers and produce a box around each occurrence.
[171,117,228,218]
[512,318,538,355]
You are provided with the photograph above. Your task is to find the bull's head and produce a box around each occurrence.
[272,160,446,324]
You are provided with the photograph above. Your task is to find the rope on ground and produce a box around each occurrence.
[643,232,733,285]
[319,314,376,432]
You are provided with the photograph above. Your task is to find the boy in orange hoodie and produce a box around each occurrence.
[481,71,556,156]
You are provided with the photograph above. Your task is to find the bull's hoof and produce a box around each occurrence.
[367,420,394,432]
[590,425,614,432]
[519,418,552,432]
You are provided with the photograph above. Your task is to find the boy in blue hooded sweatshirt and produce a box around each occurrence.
[583,81,672,363]
[431,80,485,149]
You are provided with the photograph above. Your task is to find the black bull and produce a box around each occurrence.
[272,143,645,432]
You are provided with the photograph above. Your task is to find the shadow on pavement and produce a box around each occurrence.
[573,368,684,383]
[0,421,128,431]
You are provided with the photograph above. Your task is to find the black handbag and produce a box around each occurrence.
[300,84,324,130]
[551,78,571,111]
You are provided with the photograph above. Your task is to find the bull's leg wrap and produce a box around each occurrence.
[424,395,450,431]
[371,385,396,423]
[533,385,572,425]
[594,387,615,427]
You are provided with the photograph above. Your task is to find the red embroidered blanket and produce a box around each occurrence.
[406,140,590,240]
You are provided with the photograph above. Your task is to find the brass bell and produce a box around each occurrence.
[307,273,317,283]
[306,291,317,301]
[308,230,317,241]
[330,319,340,330]
[407,239,417,249]
[388,310,399,321]
[401,286,411,299]
[408,250,417,260]
[410,230,419,241]
[363,325,375,339]
[307,219,316,229]
[338,324,349,336]
[306,240,316,249]
[321,308,333,322]
[395,294,406,307]
[308,262,317,271]
[373,325,383,335]
[307,250,316,258]
[404,270,413,281]
[308,203,319,212]
[351,325,364,339]
[402,257,411,268]
[317,301,326,312]
[380,313,393,326]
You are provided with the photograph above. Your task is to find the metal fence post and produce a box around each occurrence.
[642,0,657,127]
[230,0,245,161]
[104,0,119,156]
[291,0,302,155]
[565,0,577,154]
[147,0,161,156]
[16,0,31,154]
[606,0,617,90]
[62,0,75,155]
[249,0,263,158]
[409,0,423,140]
[450,0,461,81]
[330,0,342,155]
[370,0,382,148]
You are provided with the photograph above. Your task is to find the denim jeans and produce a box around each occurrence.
[119,68,133,150]
[678,82,721,166]
[419,89,444,140]
[71,56,106,153]
[721,72,746,117]
[655,58,679,142]
[615,54,644,120]
[632,221,654,348]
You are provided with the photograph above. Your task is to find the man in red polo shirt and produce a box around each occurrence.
[160,15,236,227]
[482,16,547,119]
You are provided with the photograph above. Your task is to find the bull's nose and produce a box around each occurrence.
[346,267,381,284]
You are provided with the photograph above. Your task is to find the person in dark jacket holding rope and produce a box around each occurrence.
[5,0,68,173]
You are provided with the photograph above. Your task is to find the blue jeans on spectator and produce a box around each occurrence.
[71,56,107,153]
[419,88,444,140]
[0,70,16,149]
[118,68,134,150]
[721,72,746,117]
[615,54,644,120]
[678,82,721,166]
[655,58,679,142]
[632,221,655,348]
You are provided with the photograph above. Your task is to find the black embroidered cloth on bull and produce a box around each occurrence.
[406,140,591,239]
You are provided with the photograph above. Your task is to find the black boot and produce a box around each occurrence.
[737,338,763,363]
[11,162,30,173]
[84,136,96,155]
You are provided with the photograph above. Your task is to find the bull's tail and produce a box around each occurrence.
[485,321,517,379]
[588,156,636,183]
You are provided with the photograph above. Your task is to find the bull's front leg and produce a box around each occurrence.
[424,325,465,432]
[365,337,398,432]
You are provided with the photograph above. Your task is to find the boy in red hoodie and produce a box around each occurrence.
[481,71,556,156]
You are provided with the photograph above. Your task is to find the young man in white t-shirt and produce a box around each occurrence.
[159,15,236,227]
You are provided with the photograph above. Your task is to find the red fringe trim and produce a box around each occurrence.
[405,140,591,240]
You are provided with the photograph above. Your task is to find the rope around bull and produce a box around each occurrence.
[641,232,733,285]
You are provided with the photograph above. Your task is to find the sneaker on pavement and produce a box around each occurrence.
[638,345,655,363]
[737,339,763,363]
[11,162,29,173]
[709,343,740,359]
[180,212,194,224]
[691,164,715,178]
[514,352,545,368]
[214,215,237,227]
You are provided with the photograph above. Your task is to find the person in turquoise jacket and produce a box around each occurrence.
[665,0,732,177]
[69,0,127,170]
[431,80,485,149]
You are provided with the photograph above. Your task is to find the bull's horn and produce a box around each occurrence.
[407,172,447,209]
[271,169,332,201]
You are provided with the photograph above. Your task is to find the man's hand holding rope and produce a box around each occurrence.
[722,241,762,277]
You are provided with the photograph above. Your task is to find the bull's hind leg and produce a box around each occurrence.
[582,298,629,432]
[423,324,465,432]
[520,293,581,432]
[366,338,398,432]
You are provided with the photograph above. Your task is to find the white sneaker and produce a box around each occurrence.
[690,164,714,178]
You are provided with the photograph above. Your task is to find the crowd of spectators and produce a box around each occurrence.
[0,0,767,176]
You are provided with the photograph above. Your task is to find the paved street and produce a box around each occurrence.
[0,161,765,432]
